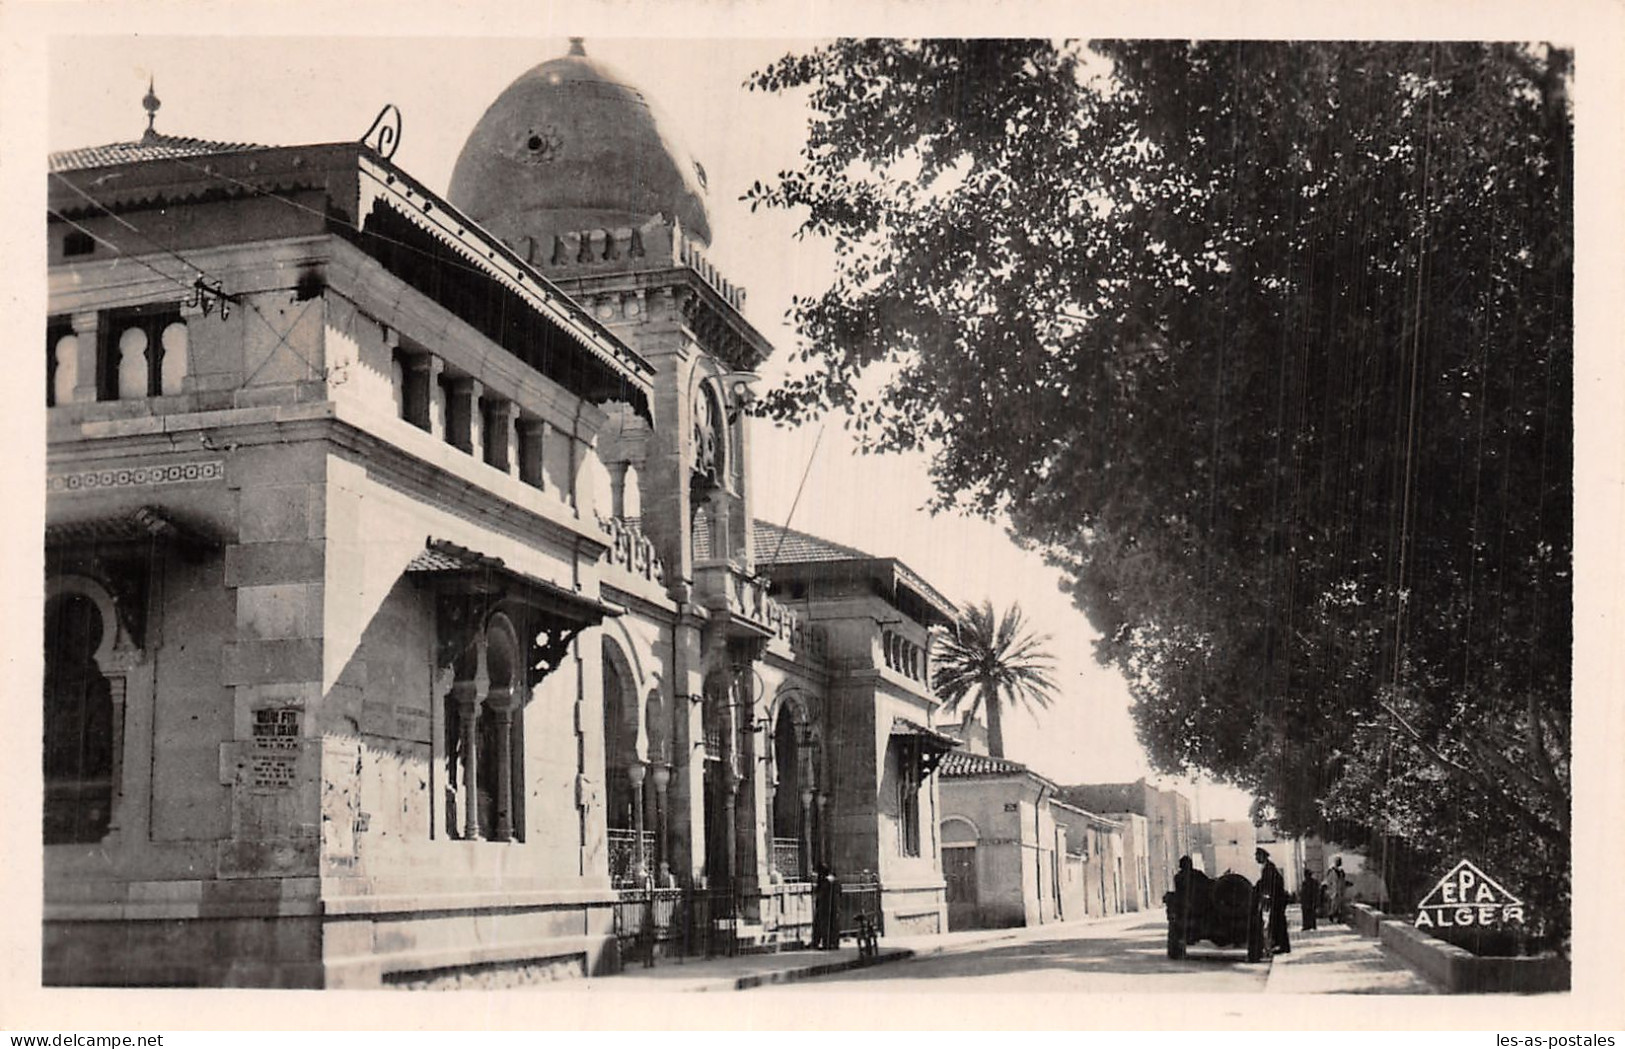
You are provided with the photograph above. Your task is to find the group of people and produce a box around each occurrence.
[1256,849,1351,951]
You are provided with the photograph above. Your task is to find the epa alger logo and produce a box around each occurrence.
[1414,859,1524,929]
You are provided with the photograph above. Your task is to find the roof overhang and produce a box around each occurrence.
[890,716,962,777]
[765,556,958,628]
[48,142,655,422]
[46,506,221,560]
[406,538,622,623]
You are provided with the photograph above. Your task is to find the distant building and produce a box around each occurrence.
[1201,818,1259,880]
[1049,800,1125,917]
[1059,778,1192,895]
[937,751,1067,929]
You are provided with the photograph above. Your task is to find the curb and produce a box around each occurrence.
[726,947,917,991]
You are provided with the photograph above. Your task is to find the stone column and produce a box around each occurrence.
[485,399,518,475]
[816,792,830,866]
[105,676,128,835]
[403,353,443,435]
[608,461,630,518]
[651,762,671,882]
[70,311,99,404]
[451,680,480,840]
[723,771,740,890]
[627,761,648,879]
[800,788,814,881]
[517,418,547,489]
[486,684,517,841]
[445,377,483,456]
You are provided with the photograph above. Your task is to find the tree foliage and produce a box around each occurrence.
[749,40,1572,930]
[932,600,1059,758]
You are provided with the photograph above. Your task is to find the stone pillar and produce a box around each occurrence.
[485,399,517,475]
[800,788,814,881]
[627,761,648,879]
[70,311,99,404]
[452,680,480,840]
[487,684,516,842]
[651,762,671,881]
[517,418,547,489]
[608,461,629,518]
[445,376,483,456]
[403,353,443,435]
[723,772,740,890]
[816,792,830,866]
[105,676,128,835]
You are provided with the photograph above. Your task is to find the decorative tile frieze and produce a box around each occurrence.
[49,459,225,493]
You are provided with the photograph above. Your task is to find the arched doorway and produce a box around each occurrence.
[601,639,648,886]
[770,707,807,882]
[44,591,115,845]
[941,816,981,930]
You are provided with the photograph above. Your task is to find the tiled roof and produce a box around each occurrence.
[891,717,962,751]
[50,133,267,174]
[939,750,1034,778]
[754,520,872,566]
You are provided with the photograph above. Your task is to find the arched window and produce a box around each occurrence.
[770,708,806,881]
[44,592,115,844]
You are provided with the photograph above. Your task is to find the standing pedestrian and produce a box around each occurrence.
[1255,848,1291,954]
[1301,867,1319,931]
[811,865,842,950]
[1327,856,1348,924]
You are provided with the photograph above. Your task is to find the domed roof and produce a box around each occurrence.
[448,40,712,249]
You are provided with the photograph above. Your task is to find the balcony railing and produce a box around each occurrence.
[694,564,827,658]
[595,513,664,584]
[607,827,657,888]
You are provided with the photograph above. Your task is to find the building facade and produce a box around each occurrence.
[42,45,958,988]
[937,752,1064,930]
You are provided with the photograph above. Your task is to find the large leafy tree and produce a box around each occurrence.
[749,41,1571,932]
[932,600,1059,759]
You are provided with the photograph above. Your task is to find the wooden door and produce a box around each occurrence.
[943,844,979,930]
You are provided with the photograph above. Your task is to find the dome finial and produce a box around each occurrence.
[567,37,586,57]
[142,76,161,140]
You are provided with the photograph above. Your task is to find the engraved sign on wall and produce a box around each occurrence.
[250,707,300,790]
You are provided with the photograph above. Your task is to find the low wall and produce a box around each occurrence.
[1348,902,1389,938]
[1379,920,1570,994]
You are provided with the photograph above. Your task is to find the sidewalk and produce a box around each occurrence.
[585,911,1146,992]
[1263,920,1439,994]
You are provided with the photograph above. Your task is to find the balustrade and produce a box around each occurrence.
[596,514,665,583]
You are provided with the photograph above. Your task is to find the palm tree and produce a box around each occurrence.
[932,600,1059,759]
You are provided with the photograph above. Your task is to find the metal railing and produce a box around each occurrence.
[606,828,657,889]
[838,871,885,939]
[771,837,806,882]
[612,885,741,967]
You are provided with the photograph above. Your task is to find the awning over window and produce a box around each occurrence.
[890,716,962,777]
[46,506,220,557]
[406,538,622,623]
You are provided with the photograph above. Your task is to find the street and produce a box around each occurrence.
[781,914,1272,994]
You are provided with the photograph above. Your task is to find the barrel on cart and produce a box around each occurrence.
[1164,869,1270,962]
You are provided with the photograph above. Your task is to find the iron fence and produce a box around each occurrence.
[838,870,884,939]
[612,884,741,966]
